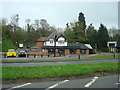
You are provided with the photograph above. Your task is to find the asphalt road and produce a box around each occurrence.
[2,74,119,89]
[2,59,118,67]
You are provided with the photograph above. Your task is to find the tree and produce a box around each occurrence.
[40,19,50,31]
[0,18,7,26]
[86,23,98,48]
[10,14,19,32]
[64,12,87,43]
[64,28,76,43]
[78,12,86,34]
[97,24,109,51]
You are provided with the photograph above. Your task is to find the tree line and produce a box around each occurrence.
[1,16,58,51]
[64,12,119,51]
[1,13,119,52]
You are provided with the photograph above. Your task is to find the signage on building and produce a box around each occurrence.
[107,41,117,47]
[19,44,23,48]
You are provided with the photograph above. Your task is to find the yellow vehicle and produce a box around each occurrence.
[7,49,17,57]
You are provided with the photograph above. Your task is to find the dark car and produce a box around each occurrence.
[18,51,26,57]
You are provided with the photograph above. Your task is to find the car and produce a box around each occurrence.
[7,49,17,57]
[18,51,26,57]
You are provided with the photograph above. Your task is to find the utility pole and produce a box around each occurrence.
[54,35,57,57]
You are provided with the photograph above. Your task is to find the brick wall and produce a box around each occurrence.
[86,49,89,54]
[36,42,44,52]
[76,49,80,55]
[65,49,70,55]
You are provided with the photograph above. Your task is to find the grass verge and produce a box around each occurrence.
[2,55,119,63]
[2,62,118,80]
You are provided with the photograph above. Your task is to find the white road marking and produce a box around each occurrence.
[85,76,98,88]
[7,83,31,90]
[45,80,69,90]
[115,83,120,85]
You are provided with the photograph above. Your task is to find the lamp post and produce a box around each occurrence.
[54,35,57,57]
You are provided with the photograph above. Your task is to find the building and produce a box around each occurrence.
[107,41,117,52]
[36,31,93,56]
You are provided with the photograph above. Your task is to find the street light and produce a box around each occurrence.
[54,35,57,57]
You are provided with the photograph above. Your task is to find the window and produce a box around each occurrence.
[44,42,47,45]
[58,40,64,44]
[50,39,53,44]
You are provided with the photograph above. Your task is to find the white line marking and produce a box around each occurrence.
[85,76,98,88]
[45,80,69,90]
[115,83,120,85]
[7,83,31,90]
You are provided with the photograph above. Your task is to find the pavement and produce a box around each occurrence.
[1,54,93,61]
[2,74,119,89]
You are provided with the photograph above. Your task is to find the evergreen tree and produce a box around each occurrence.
[97,24,109,51]
[86,23,98,48]
[78,12,86,34]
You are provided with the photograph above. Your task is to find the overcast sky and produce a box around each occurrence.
[1,1,118,30]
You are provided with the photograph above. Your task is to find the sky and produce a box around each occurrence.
[0,1,118,30]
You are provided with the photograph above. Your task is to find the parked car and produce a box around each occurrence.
[7,49,17,57]
[18,51,26,57]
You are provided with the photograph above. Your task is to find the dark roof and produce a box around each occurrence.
[43,43,92,50]
[36,31,65,42]
[43,46,80,49]
[46,31,64,40]
[36,37,47,42]
[68,43,90,49]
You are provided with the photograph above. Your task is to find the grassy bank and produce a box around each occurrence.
[2,55,119,63]
[2,62,118,80]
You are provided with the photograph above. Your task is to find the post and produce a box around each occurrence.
[4,54,6,58]
[27,54,29,58]
[78,54,80,59]
[34,54,36,58]
[41,54,43,58]
[54,35,57,57]
[114,52,115,58]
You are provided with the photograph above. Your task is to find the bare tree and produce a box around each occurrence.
[25,19,31,32]
[10,14,19,32]
[34,19,39,30]
[40,19,50,31]
[0,18,7,26]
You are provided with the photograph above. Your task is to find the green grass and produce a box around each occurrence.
[82,55,119,60]
[2,62,118,80]
[2,55,119,63]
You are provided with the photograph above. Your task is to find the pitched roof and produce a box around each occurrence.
[85,44,93,49]
[46,31,64,40]
[36,37,47,42]
[68,43,93,49]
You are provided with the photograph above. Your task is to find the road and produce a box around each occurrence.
[2,74,119,89]
[2,59,118,67]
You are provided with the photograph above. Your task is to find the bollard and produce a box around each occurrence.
[114,53,115,58]
[78,54,80,59]
[34,54,36,58]
[41,54,43,58]
[27,54,29,58]
[4,54,6,58]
